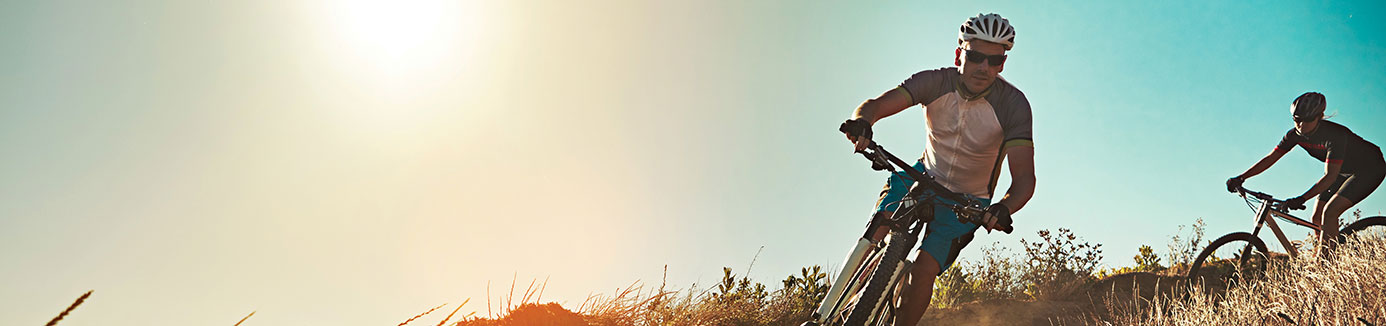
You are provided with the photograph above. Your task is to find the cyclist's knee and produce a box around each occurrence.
[870,211,892,241]
[912,250,941,277]
[1324,196,1356,218]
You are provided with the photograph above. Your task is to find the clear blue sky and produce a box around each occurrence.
[2,0,1384,325]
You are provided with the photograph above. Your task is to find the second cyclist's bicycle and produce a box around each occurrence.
[1187,185,1386,279]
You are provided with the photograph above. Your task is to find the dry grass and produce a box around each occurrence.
[399,303,447,326]
[575,266,826,326]
[1101,232,1386,325]
[233,311,255,326]
[435,298,470,326]
[45,290,91,326]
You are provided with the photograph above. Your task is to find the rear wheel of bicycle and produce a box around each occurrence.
[1187,232,1270,281]
[842,231,912,326]
[1338,216,1386,244]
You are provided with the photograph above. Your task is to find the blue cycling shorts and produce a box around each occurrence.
[874,162,990,274]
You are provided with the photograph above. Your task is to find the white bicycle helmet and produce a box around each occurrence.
[959,13,1016,50]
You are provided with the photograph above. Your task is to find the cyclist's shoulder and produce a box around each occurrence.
[984,76,1030,111]
[1317,120,1376,147]
[900,67,961,104]
[1300,121,1354,141]
[1319,120,1354,134]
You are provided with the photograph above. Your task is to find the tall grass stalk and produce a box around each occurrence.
[45,290,91,326]
[233,311,255,326]
[436,298,469,326]
[399,303,447,326]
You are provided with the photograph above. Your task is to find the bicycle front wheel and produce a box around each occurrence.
[841,231,913,326]
[1187,232,1270,281]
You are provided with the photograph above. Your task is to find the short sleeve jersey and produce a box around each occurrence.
[1274,120,1384,173]
[897,67,1033,199]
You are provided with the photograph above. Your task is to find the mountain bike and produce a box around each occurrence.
[804,132,1012,326]
[1186,185,1386,279]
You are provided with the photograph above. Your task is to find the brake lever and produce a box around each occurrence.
[854,148,893,171]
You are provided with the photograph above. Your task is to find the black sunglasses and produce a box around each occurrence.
[1293,114,1320,123]
[964,49,1007,66]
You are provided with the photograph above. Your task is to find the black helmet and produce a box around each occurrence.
[1291,92,1326,121]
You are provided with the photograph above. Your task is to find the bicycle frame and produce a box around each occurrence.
[813,176,936,324]
[1240,188,1321,259]
[810,140,1004,325]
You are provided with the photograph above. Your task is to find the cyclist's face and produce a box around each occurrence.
[1294,116,1320,135]
[956,40,1006,94]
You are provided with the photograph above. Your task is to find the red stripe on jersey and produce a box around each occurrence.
[1297,142,1327,150]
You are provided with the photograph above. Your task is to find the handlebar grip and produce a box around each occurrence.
[840,119,872,141]
[997,214,1014,234]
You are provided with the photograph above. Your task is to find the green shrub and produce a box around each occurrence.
[1020,228,1103,300]
[932,242,1025,308]
[1165,218,1206,273]
[1134,245,1165,272]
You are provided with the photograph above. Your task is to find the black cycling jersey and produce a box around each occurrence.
[1275,120,1385,173]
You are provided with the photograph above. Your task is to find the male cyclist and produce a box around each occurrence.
[1227,92,1385,256]
[839,13,1034,325]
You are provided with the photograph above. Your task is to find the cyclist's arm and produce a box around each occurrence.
[994,146,1035,213]
[1237,149,1288,179]
[851,87,915,124]
[1298,160,1343,199]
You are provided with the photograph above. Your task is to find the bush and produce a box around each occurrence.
[1133,245,1165,272]
[1165,218,1205,273]
[932,242,1025,308]
[1019,228,1103,300]
[934,228,1104,305]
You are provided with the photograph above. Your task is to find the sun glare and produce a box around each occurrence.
[320,0,477,74]
[307,0,491,130]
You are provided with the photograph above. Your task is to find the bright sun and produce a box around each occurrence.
[308,0,489,130]
[321,0,477,74]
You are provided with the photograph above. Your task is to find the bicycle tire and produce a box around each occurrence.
[1187,232,1270,280]
[1338,216,1386,244]
[842,231,912,326]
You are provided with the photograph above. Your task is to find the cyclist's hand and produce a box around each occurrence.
[839,118,873,152]
[1226,176,1244,193]
[980,203,1013,234]
[1282,196,1308,211]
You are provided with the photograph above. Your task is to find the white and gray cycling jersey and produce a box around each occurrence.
[897,67,1033,199]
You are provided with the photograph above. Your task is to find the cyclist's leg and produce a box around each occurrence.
[1320,196,1352,255]
[1320,169,1384,254]
[1311,196,1330,233]
[896,249,941,325]
[1310,175,1347,241]
[896,196,986,326]
[871,171,915,242]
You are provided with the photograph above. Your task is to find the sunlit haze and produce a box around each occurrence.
[3,1,1384,325]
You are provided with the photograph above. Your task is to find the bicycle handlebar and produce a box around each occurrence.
[1234,186,1305,211]
[840,123,1012,233]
